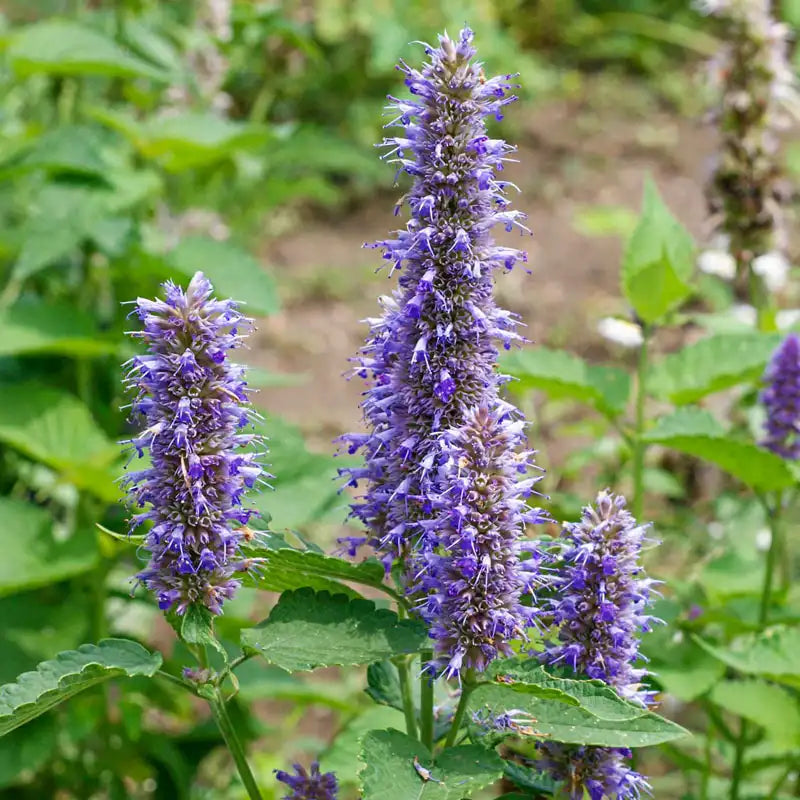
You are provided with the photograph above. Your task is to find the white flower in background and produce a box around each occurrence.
[777,309,800,330]
[755,528,772,552]
[752,251,791,292]
[708,521,725,540]
[698,249,737,280]
[597,317,644,348]
[730,304,757,327]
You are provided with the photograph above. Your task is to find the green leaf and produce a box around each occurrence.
[0,717,58,788]
[168,236,278,317]
[241,535,386,600]
[648,638,724,702]
[470,682,688,748]
[7,20,168,80]
[501,347,631,416]
[503,762,558,796]
[0,300,117,357]
[643,407,796,491]
[0,126,108,180]
[358,729,504,800]
[621,179,694,323]
[710,680,800,747]
[0,498,98,597]
[0,383,119,499]
[0,639,162,737]
[180,605,226,659]
[366,662,404,711]
[240,589,427,672]
[696,628,800,689]
[647,332,783,404]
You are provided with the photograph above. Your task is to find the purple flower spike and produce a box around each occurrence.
[413,405,548,678]
[535,491,659,799]
[122,272,266,616]
[275,762,338,800]
[339,27,535,565]
[761,333,800,459]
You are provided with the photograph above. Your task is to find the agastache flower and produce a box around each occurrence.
[275,763,338,800]
[699,0,799,291]
[412,405,547,678]
[339,26,533,565]
[761,333,800,459]
[535,491,659,799]
[122,272,265,615]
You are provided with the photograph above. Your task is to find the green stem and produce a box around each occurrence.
[700,722,712,800]
[395,657,418,740]
[730,718,748,800]
[209,689,263,800]
[766,763,794,800]
[419,651,435,752]
[156,669,192,692]
[758,493,783,627]
[632,326,650,520]
[444,676,474,749]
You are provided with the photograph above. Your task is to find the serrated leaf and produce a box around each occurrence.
[710,680,800,747]
[180,605,226,659]
[358,729,504,800]
[648,333,783,404]
[366,662,404,711]
[503,762,559,796]
[240,589,426,672]
[168,236,278,317]
[470,682,688,748]
[501,347,631,416]
[621,179,694,323]
[7,20,168,81]
[0,639,161,737]
[695,628,800,689]
[0,384,119,498]
[0,498,98,597]
[0,300,116,357]
[643,407,796,491]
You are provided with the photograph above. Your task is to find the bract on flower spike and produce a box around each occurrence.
[122,272,267,616]
[338,27,548,678]
[275,762,338,800]
[761,333,800,459]
[534,490,660,799]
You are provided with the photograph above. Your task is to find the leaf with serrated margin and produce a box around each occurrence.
[643,407,796,492]
[241,590,426,672]
[358,729,504,800]
[0,639,162,737]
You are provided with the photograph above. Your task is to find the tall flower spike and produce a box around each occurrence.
[275,763,338,800]
[413,405,547,678]
[339,26,532,566]
[699,0,799,293]
[535,491,659,799]
[122,272,265,615]
[761,333,800,459]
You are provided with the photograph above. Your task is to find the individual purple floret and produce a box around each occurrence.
[338,26,531,570]
[761,333,800,459]
[413,405,547,678]
[122,272,266,615]
[275,762,338,800]
[535,491,659,799]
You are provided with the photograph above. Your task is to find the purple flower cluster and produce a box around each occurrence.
[275,763,338,800]
[122,272,265,615]
[339,27,545,677]
[535,491,658,799]
[413,405,547,678]
[761,333,800,459]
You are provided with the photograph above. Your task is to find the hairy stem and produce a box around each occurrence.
[396,657,418,740]
[420,651,435,751]
[444,675,475,749]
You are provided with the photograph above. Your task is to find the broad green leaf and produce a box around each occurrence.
[710,680,800,747]
[643,407,796,491]
[648,638,724,701]
[0,300,117,357]
[241,589,427,672]
[470,682,688,748]
[359,729,504,800]
[180,605,225,659]
[0,384,119,498]
[366,662,404,711]
[647,333,783,404]
[696,628,800,689]
[501,347,631,416]
[0,639,161,737]
[241,535,386,599]
[7,20,168,80]
[0,498,98,597]
[0,126,107,180]
[621,179,694,323]
[168,236,278,317]
[503,762,559,796]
